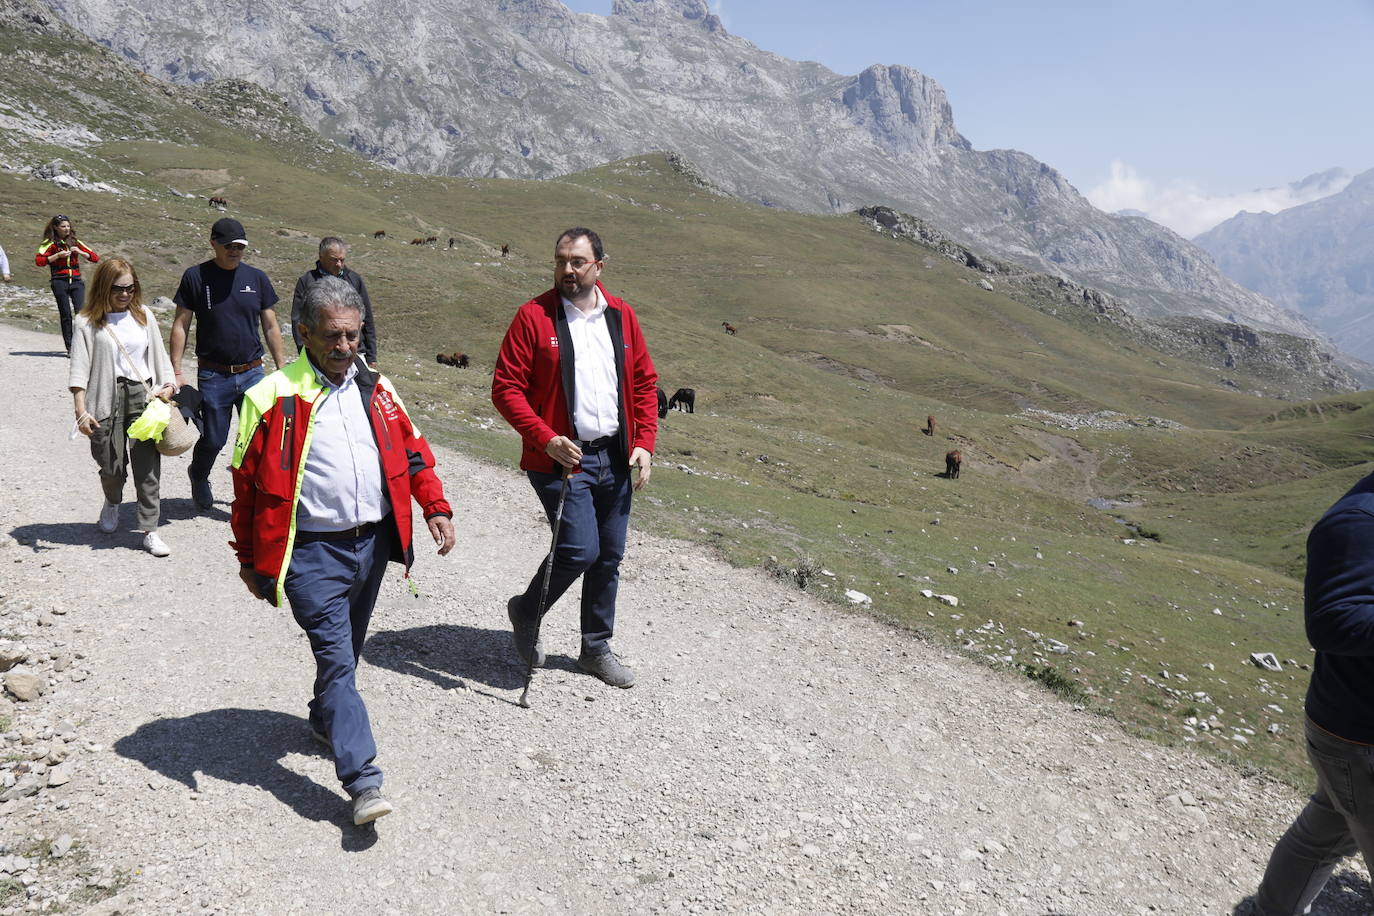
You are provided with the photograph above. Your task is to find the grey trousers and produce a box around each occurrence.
[89,378,161,532]
[1254,718,1374,914]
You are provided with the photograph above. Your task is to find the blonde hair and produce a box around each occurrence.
[81,257,147,328]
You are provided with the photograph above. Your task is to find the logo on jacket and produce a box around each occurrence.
[374,387,401,422]
[550,336,559,348]
[240,285,256,293]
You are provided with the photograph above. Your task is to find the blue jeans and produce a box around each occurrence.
[190,366,264,482]
[50,278,83,353]
[515,445,632,656]
[283,522,392,798]
[1254,718,1374,914]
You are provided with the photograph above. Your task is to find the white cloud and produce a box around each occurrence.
[1086,160,1352,238]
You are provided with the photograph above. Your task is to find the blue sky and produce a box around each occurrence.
[563,1,1374,235]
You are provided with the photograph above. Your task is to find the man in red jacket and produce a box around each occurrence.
[492,228,658,688]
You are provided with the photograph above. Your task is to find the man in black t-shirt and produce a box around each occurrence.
[170,217,287,510]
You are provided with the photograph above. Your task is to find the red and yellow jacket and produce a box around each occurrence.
[35,238,98,281]
[492,282,658,474]
[230,356,452,606]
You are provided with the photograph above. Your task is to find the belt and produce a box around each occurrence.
[295,522,378,543]
[199,357,263,374]
[578,436,615,452]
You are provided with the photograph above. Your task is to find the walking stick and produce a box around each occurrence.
[519,466,572,709]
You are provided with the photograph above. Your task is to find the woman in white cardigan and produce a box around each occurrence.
[69,257,177,556]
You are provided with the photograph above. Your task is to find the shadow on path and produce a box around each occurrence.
[11,521,134,553]
[1232,871,1374,915]
[114,708,378,850]
[8,350,66,358]
[368,624,579,702]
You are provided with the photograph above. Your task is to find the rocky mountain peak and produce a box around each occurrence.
[611,0,725,33]
[841,64,969,153]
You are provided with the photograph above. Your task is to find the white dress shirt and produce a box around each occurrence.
[562,288,620,441]
[296,360,390,532]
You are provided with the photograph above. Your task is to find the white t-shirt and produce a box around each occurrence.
[106,311,150,381]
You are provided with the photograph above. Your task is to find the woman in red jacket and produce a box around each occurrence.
[35,214,99,353]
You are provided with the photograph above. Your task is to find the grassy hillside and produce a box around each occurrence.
[3,19,1369,787]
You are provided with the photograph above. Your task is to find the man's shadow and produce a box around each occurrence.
[8,350,67,358]
[367,624,577,699]
[114,708,377,849]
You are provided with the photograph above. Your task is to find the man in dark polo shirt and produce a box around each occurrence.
[1249,471,1374,913]
[170,217,287,510]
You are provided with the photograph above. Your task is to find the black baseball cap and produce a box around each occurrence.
[211,217,248,246]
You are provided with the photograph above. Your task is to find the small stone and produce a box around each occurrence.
[4,668,45,702]
[50,835,73,859]
[0,642,28,672]
[844,590,872,606]
[48,765,72,787]
[800,844,820,857]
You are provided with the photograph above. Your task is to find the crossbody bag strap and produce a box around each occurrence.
[103,323,153,396]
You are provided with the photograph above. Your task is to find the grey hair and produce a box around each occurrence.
[319,236,348,256]
[299,276,363,331]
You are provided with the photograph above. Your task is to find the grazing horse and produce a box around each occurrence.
[373,230,387,239]
[500,244,510,258]
[945,450,962,479]
[722,322,737,335]
[656,385,668,419]
[208,196,227,208]
[410,238,426,246]
[436,353,470,368]
[425,236,438,245]
[447,237,456,249]
[924,415,936,436]
[668,387,695,414]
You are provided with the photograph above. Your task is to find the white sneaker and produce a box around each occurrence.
[142,531,171,557]
[97,501,120,533]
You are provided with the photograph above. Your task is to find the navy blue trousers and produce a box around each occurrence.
[190,365,264,482]
[284,522,392,798]
[515,445,632,657]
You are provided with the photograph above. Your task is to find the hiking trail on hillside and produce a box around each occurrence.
[0,322,1367,915]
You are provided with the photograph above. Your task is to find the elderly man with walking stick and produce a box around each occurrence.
[492,227,658,698]
[230,276,456,825]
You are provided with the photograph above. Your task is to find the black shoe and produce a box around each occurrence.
[190,475,213,509]
[508,596,545,667]
[577,649,636,688]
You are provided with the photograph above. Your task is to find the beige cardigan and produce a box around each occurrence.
[68,310,175,422]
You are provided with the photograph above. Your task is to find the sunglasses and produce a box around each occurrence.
[111,283,136,294]
[53,215,69,222]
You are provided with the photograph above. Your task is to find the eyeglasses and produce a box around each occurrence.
[554,257,599,271]
[111,284,136,295]
[223,243,247,252]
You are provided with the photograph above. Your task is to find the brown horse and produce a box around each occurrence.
[924,415,936,436]
[208,196,227,208]
[410,238,426,246]
[373,230,387,239]
[945,450,962,479]
[722,322,737,335]
[500,244,510,257]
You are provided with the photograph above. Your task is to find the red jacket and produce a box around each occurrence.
[230,357,452,606]
[35,238,98,281]
[492,282,658,474]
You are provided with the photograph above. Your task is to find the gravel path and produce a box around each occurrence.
[0,321,1365,915]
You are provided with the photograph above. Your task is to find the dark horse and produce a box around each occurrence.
[945,450,962,479]
[668,388,695,414]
